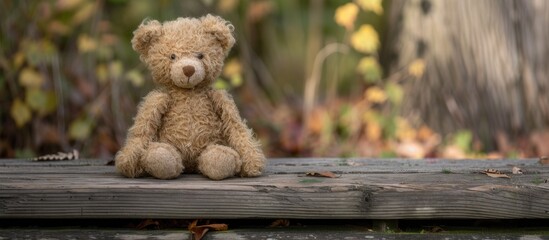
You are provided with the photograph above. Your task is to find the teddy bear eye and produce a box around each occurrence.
[170,54,177,60]
[196,53,204,60]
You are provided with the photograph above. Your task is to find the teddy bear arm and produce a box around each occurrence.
[208,90,266,177]
[115,90,171,178]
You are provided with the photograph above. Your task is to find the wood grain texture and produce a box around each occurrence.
[0,158,548,219]
[0,228,547,240]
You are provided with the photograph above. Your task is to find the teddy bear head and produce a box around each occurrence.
[131,15,235,89]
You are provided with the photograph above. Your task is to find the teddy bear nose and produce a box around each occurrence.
[183,66,195,77]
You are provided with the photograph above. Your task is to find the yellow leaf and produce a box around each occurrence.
[365,86,387,103]
[19,67,44,88]
[125,69,145,87]
[357,57,382,83]
[334,3,359,30]
[408,58,425,78]
[78,34,97,53]
[223,58,242,77]
[396,117,416,141]
[69,118,93,141]
[356,0,383,15]
[351,25,379,53]
[72,2,96,26]
[109,61,123,79]
[96,64,108,85]
[13,51,25,70]
[218,0,239,13]
[363,109,382,141]
[11,99,32,128]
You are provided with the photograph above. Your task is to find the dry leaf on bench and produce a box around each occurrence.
[33,149,79,161]
[269,219,290,227]
[188,220,228,240]
[305,171,338,178]
[482,169,510,179]
[136,219,159,230]
[512,166,523,174]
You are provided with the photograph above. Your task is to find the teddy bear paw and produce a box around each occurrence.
[142,142,184,179]
[198,145,241,180]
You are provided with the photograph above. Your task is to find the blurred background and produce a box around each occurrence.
[1,0,549,159]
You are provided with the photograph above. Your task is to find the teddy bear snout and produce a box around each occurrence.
[183,66,195,77]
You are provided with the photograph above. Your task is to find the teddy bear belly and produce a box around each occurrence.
[157,113,224,170]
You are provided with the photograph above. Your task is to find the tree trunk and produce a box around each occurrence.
[385,0,549,148]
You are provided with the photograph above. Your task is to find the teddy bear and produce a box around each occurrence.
[115,15,266,180]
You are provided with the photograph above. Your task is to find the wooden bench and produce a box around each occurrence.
[1,158,548,239]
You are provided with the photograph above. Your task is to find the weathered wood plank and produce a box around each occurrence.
[0,228,547,240]
[0,158,548,219]
[0,158,546,174]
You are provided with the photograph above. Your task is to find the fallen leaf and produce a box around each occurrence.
[33,149,79,161]
[395,141,426,159]
[485,172,510,179]
[136,219,159,230]
[512,166,523,174]
[428,226,445,233]
[441,145,466,159]
[305,171,338,178]
[188,220,228,240]
[269,219,290,227]
[482,169,510,179]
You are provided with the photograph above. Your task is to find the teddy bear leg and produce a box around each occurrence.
[197,144,242,180]
[141,142,184,179]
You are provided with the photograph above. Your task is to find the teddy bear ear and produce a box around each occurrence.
[200,14,236,54]
[131,19,163,58]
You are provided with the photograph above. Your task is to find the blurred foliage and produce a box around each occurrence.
[0,0,542,159]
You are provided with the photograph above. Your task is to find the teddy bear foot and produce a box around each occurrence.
[198,144,242,180]
[142,142,184,179]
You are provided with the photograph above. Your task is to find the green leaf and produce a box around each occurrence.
[15,148,35,158]
[10,99,32,128]
[69,118,94,141]
[452,130,472,153]
[380,150,397,158]
[230,74,243,87]
[25,88,58,115]
[125,69,144,87]
[214,79,229,89]
[357,57,382,83]
[23,39,57,66]
[385,82,404,105]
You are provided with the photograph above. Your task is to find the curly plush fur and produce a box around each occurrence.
[115,15,266,180]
